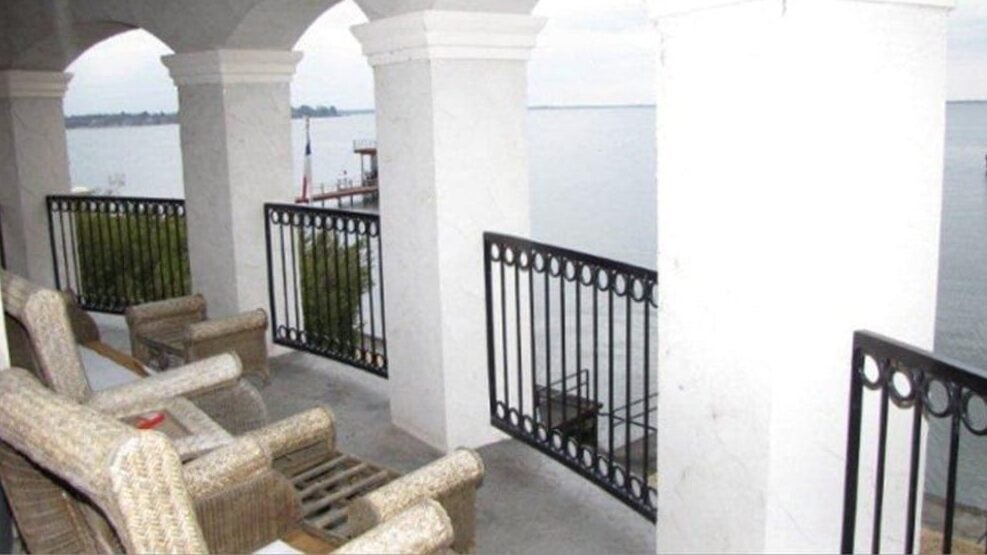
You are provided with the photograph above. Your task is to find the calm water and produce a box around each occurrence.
[67,104,986,507]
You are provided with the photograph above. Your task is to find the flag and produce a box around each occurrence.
[301,118,312,202]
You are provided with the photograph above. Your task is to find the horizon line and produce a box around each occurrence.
[63,99,987,118]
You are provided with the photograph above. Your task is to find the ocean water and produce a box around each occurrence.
[66,104,986,509]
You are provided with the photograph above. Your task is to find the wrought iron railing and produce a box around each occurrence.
[265,203,387,377]
[46,195,191,313]
[483,232,657,520]
[842,331,987,553]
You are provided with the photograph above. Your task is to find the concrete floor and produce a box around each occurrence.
[94,314,656,554]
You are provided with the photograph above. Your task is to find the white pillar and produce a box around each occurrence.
[353,11,545,451]
[163,50,301,317]
[0,70,72,287]
[650,0,951,551]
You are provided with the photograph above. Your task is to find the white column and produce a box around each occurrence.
[0,70,72,286]
[353,11,545,451]
[650,0,951,552]
[163,50,301,318]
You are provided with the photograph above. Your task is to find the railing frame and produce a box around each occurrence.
[842,330,987,554]
[264,202,387,378]
[483,231,658,521]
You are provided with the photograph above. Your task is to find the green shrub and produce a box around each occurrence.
[74,210,191,305]
[298,228,371,350]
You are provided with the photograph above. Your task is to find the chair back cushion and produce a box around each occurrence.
[1,270,92,400]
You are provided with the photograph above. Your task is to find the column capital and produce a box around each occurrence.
[0,70,71,99]
[351,10,546,67]
[161,49,302,86]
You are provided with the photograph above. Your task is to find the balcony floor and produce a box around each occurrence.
[93,314,656,554]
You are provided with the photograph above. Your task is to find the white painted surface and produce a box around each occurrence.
[650,0,951,551]
[164,50,300,318]
[354,10,544,451]
[0,70,72,287]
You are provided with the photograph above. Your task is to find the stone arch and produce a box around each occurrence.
[225,0,350,51]
[7,21,154,71]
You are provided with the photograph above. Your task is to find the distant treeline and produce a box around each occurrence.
[65,104,347,129]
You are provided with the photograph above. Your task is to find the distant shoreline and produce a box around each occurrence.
[64,101,984,130]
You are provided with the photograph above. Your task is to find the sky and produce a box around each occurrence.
[63,0,987,115]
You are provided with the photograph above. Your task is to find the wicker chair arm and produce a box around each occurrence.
[335,499,454,555]
[243,407,335,460]
[347,449,483,552]
[125,294,206,328]
[183,437,270,499]
[185,309,267,343]
[86,354,242,415]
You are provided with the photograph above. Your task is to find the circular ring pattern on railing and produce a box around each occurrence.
[961,390,987,436]
[548,254,563,278]
[613,274,628,296]
[494,402,507,420]
[888,364,919,406]
[368,220,379,237]
[504,246,516,266]
[922,377,956,418]
[517,249,531,270]
[612,466,626,489]
[488,243,502,263]
[629,476,644,499]
[579,264,595,286]
[596,269,611,291]
[858,356,885,389]
[532,251,546,272]
[507,407,521,428]
[563,259,578,281]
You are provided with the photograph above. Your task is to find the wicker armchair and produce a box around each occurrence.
[1,270,268,434]
[125,294,270,382]
[0,368,455,554]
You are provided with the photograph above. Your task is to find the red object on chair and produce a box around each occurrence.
[136,411,166,430]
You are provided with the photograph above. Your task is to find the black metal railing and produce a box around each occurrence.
[46,195,191,313]
[265,203,387,377]
[483,232,658,520]
[842,331,987,553]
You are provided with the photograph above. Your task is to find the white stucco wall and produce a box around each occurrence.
[650,0,951,551]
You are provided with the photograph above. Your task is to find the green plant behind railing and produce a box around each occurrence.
[299,228,370,351]
[74,210,191,305]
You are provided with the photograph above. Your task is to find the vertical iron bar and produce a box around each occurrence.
[871,373,891,554]
[366,226,377,364]
[625,293,632,490]
[545,268,552,432]
[343,221,353,354]
[576,276,582,428]
[298,216,310,347]
[289,216,300,334]
[943,401,962,553]
[643,295,651,496]
[332,222,342,353]
[561,267,568,432]
[46,199,61,290]
[57,209,71,293]
[162,204,175,299]
[376,227,387,371]
[68,206,82,294]
[593,278,600,459]
[484,236,498,419]
[904,388,924,554]
[515,261,523,416]
[529,254,537,425]
[114,202,130,306]
[355,224,366,359]
[500,253,509,408]
[841,348,865,554]
[264,206,278,344]
[608,283,615,479]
